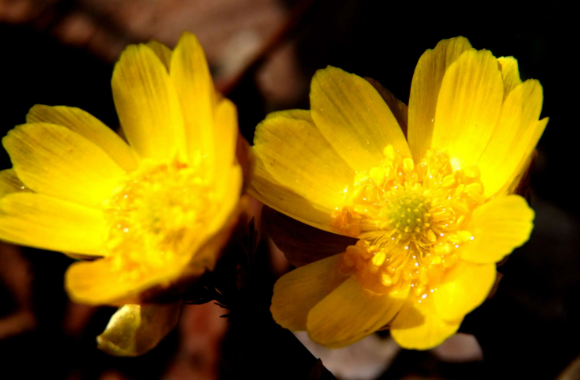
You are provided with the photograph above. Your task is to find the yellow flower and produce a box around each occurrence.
[250,36,547,349]
[0,32,244,355]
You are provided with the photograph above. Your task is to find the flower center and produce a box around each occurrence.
[333,146,485,296]
[381,187,431,244]
[104,160,216,278]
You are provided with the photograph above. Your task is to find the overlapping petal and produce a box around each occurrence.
[496,116,549,196]
[310,66,410,172]
[391,294,462,350]
[0,169,27,198]
[459,195,534,264]
[146,40,173,71]
[170,32,217,168]
[112,43,186,161]
[250,154,336,232]
[408,36,472,161]
[307,277,409,348]
[26,105,138,171]
[3,123,126,208]
[271,254,348,331]
[497,56,522,99]
[431,49,504,170]
[432,260,496,321]
[66,251,191,305]
[477,80,543,196]
[253,109,354,231]
[0,193,106,256]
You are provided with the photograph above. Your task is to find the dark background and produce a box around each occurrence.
[1,0,579,379]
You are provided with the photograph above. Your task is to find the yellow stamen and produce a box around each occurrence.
[105,159,215,280]
[333,146,485,295]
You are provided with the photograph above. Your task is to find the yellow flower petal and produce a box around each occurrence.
[249,154,336,232]
[3,123,126,208]
[391,294,462,350]
[310,66,410,172]
[459,195,534,264]
[271,254,348,331]
[431,49,504,169]
[499,117,549,196]
[497,56,522,99]
[169,32,217,167]
[432,260,496,321]
[112,44,186,161]
[65,257,176,305]
[211,164,244,239]
[408,36,473,161]
[477,80,543,197]
[0,193,106,256]
[254,109,354,219]
[307,277,409,348]
[146,40,173,72]
[213,98,239,191]
[97,302,181,356]
[0,169,28,198]
[530,117,549,156]
[26,105,138,171]
[186,192,245,274]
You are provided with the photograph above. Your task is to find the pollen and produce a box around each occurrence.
[104,159,216,281]
[333,146,484,295]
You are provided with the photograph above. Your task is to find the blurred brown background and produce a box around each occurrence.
[1,0,579,379]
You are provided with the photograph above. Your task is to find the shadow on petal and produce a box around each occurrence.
[262,206,357,267]
[364,77,408,137]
